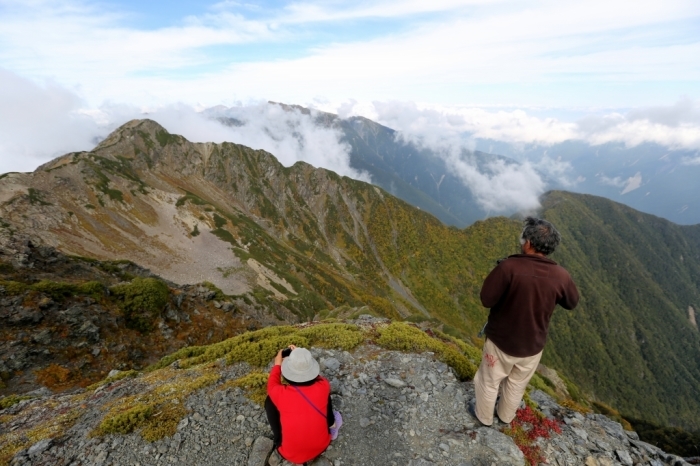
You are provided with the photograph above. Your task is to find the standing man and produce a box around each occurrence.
[469,216,579,426]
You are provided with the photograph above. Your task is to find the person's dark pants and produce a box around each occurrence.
[265,396,283,448]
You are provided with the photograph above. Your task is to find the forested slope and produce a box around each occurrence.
[539,191,700,429]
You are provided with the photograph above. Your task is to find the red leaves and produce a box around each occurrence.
[503,406,562,466]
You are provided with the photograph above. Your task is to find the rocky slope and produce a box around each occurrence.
[1,317,694,466]
[0,234,264,395]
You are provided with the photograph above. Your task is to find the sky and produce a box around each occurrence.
[1,0,700,212]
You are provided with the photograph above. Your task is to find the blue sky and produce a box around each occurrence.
[2,0,699,107]
[1,0,700,174]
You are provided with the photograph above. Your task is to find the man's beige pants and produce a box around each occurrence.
[473,339,543,425]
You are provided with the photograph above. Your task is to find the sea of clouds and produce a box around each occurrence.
[2,69,699,214]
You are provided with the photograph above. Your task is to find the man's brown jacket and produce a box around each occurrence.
[481,254,579,357]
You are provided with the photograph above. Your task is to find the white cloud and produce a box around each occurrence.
[620,172,643,195]
[598,171,644,194]
[1,0,700,107]
[449,156,545,213]
[681,155,700,166]
[199,105,369,181]
[598,174,627,188]
[0,71,366,183]
[360,102,546,212]
[332,99,700,151]
[0,68,101,174]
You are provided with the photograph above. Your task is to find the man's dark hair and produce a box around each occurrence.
[520,217,561,255]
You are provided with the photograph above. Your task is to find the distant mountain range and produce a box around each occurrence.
[216,103,700,226]
[475,138,700,225]
[1,119,699,432]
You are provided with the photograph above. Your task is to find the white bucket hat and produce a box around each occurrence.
[281,348,320,383]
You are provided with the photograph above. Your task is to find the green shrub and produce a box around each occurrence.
[298,323,364,350]
[150,323,364,371]
[528,373,558,399]
[110,278,169,332]
[201,281,226,301]
[0,395,33,409]
[76,281,106,299]
[213,214,227,228]
[560,373,584,403]
[433,329,482,364]
[0,281,28,295]
[376,322,478,380]
[227,372,269,405]
[191,224,200,237]
[97,404,153,435]
[30,281,77,300]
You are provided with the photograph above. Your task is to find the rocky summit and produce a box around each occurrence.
[1,317,693,466]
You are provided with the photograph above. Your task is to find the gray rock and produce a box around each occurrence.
[247,436,274,466]
[32,329,52,345]
[27,438,52,456]
[322,358,340,372]
[268,449,282,466]
[615,450,633,466]
[477,428,526,465]
[309,456,332,466]
[383,378,406,388]
[359,417,370,427]
[78,320,100,342]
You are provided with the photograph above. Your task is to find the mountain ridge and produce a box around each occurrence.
[1,120,699,434]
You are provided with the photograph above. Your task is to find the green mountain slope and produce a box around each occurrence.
[2,121,699,431]
[539,191,700,428]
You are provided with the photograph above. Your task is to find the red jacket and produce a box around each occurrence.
[267,365,331,464]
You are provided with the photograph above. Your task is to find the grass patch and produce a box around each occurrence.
[0,279,106,301]
[98,404,153,435]
[592,401,633,431]
[528,373,558,400]
[148,323,365,372]
[376,322,478,380]
[93,367,219,442]
[224,372,269,405]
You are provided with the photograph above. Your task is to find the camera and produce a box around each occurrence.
[281,348,292,358]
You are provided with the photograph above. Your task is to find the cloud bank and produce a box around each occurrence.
[0,70,366,182]
[2,69,699,216]
[336,99,700,151]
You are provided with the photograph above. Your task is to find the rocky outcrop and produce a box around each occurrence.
[2,337,692,466]
[0,241,258,395]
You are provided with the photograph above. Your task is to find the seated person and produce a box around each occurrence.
[265,345,339,465]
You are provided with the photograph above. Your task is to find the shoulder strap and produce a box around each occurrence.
[291,385,326,419]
